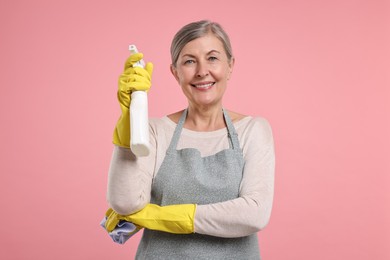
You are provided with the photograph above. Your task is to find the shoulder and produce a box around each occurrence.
[235,115,274,151]
[226,109,271,131]
[226,110,247,123]
[230,108,272,133]
[147,117,176,149]
[222,109,273,142]
[239,116,272,134]
[149,116,176,132]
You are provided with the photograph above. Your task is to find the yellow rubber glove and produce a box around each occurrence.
[104,204,196,234]
[104,208,142,232]
[113,53,153,148]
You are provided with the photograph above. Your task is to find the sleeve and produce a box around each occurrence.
[106,122,158,215]
[194,117,275,238]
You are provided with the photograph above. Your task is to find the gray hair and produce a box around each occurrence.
[170,20,233,67]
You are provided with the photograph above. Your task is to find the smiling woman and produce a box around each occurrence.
[170,33,234,115]
[103,20,275,259]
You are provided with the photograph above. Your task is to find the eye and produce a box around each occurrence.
[184,59,195,65]
[208,56,218,62]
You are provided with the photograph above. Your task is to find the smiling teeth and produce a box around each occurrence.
[194,83,214,89]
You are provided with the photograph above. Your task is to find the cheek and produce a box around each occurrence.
[177,72,186,85]
[215,68,229,81]
[177,69,193,84]
[172,70,183,84]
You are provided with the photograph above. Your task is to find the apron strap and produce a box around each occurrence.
[222,109,240,151]
[167,109,188,152]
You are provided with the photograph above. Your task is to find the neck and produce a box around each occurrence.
[185,104,225,131]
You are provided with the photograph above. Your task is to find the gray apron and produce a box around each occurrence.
[136,109,260,260]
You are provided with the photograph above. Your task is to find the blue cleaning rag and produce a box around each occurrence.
[100,217,139,244]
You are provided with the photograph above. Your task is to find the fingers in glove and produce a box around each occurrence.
[122,81,151,92]
[126,74,150,84]
[105,208,114,218]
[122,67,152,80]
[105,209,120,232]
[124,53,144,70]
[119,75,150,92]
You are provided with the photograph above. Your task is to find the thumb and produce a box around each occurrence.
[145,62,154,77]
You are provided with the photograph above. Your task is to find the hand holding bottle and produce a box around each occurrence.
[113,52,153,148]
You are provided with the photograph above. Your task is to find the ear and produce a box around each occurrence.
[170,64,180,82]
[227,57,235,80]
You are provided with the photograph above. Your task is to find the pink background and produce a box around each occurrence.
[1,0,389,259]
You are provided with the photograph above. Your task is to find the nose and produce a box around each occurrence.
[196,61,209,78]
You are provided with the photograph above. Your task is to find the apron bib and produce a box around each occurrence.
[136,109,260,259]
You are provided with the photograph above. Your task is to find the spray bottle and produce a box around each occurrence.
[128,44,150,157]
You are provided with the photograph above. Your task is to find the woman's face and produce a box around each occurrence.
[171,33,234,109]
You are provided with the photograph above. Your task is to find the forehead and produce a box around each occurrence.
[181,33,225,55]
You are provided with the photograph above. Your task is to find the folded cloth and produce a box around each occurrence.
[100,217,140,244]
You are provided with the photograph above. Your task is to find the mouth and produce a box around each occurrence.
[191,82,215,90]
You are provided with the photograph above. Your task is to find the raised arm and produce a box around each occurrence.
[106,145,155,215]
[107,50,155,215]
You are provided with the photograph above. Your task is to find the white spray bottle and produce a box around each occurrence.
[128,44,150,157]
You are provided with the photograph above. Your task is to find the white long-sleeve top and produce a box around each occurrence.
[107,115,275,238]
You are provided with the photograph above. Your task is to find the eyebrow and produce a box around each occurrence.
[181,50,221,58]
[207,50,221,55]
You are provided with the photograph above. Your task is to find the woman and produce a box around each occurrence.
[104,20,275,259]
